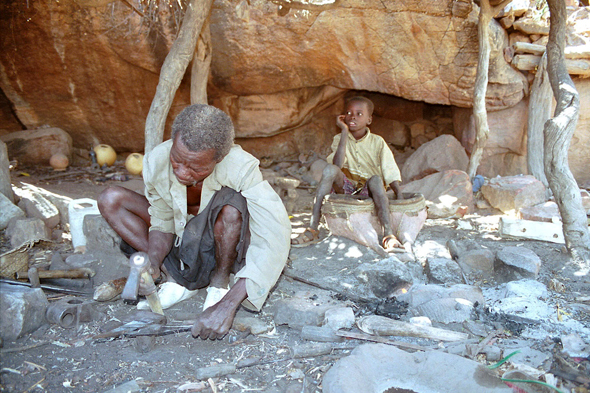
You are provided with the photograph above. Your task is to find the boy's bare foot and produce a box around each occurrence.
[382,234,404,253]
[291,228,320,248]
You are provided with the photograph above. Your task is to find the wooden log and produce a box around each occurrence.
[512,54,590,76]
[513,42,590,60]
[499,217,565,244]
[357,316,469,342]
[16,268,95,280]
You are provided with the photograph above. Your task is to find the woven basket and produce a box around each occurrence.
[322,193,427,256]
[0,244,30,278]
[323,192,426,216]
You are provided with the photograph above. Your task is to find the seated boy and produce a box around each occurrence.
[292,96,404,251]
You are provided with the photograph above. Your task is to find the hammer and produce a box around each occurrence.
[121,252,164,315]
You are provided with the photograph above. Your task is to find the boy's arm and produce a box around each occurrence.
[333,115,349,168]
[389,181,404,200]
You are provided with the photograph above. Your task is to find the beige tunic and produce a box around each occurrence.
[326,128,402,190]
[143,140,291,310]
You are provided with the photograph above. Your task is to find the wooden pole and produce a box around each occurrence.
[144,0,214,153]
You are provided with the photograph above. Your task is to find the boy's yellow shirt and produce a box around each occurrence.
[326,128,402,190]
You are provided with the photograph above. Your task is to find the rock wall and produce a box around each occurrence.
[0,0,525,153]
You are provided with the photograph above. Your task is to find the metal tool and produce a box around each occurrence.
[121,252,163,315]
[46,297,96,329]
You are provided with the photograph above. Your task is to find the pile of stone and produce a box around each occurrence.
[499,1,590,77]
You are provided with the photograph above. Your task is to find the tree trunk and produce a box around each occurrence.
[467,0,512,180]
[190,16,212,105]
[527,52,551,188]
[144,0,214,153]
[544,0,590,265]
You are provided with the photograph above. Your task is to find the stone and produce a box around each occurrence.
[402,170,474,218]
[13,183,73,227]
[453,99,529,177]
[0,140,13,203]
[481,345,503,362]
[409,316,432,327]
[1,127,73,165]
[323,307,355,331]
[569,79,590,185]
[495,246,542,282]
[457,249,496,280]
[0,283,49,341]
[6,217,51,248]
[0,192,25,230]
[273,291,343,329]
[481,175,547,213]
[412,297,474,324]
[399,284,485,309]
[401,135,469,182]
[232,315,269,335]
[513,15,550,35]
[500,279,547,299]
[497,0,530,18]
[355,257,416,299]
[16,190,60,229]
[84,214,123,252]
[518,201,561,222]
[425,257,464,285]
[370,116,409,148]
[322,344,512,393]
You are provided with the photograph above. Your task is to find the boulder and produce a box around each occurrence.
[323,344,512,393]
[401,135,469,182]
[453,99,528,176]
[6,217,51,248]
[1,127,73,165]
[0,140,13,202]
[569,78,590,185]
[425,257,464,285]
[0,192,25,230]
[518,201,560,222]
[399,284,485,309]
[495,246,542,282]
[401,170,474,218]
[273,291,343,329]
[457,249,496,281]
[481,175,547,213]
[0,284,49,341]
[412,297,474,324]
[323,307,356,331]
[16,190,60,229]
[355,257,418,299]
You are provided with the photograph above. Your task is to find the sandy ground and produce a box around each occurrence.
[0,163,589,393]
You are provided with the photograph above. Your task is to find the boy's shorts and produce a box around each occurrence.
[340,176,370,198]
[120,187,250,291]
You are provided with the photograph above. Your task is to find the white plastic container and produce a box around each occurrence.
[68,198,100,252]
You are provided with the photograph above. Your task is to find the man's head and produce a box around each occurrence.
[343,96,373,134]
[171,104,235,161]
[170,104,235,187]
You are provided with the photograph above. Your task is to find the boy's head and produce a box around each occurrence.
[343,96,374,133]
[345,96,374,116]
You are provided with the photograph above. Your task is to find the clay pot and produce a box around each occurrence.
[49,153,69,171]
[125,153,144,175]
[94,144,117,166]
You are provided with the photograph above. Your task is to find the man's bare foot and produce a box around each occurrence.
[382,234,403,252]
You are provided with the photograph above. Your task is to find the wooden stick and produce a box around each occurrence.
[335,330,431,352]
[0,341,50,354]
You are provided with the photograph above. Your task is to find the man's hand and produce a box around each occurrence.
[191,300,236,340]
[191,279,248,340]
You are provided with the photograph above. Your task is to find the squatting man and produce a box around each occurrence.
[98,104,291,339]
